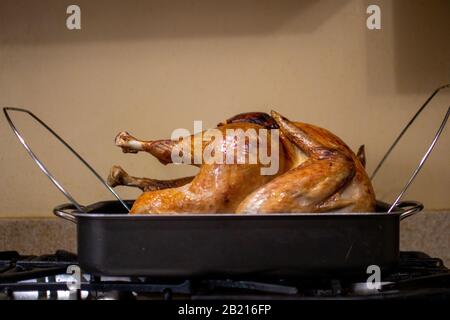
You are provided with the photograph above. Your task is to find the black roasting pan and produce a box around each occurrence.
[53,200,423,279]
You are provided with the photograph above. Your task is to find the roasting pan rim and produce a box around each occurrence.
[70,199,404,219]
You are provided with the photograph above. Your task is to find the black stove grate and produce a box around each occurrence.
[0,251,449,300]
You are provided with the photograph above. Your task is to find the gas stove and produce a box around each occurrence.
[0,251,449,300]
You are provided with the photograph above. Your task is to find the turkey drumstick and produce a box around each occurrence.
[107,165,194,192]
[115,132,176,165]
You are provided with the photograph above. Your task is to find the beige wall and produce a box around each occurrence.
[1,0,449,217]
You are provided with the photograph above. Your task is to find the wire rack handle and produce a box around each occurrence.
[369,84,450,212]
[3,107,130,213]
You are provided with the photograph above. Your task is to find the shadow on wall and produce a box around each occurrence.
[0,0,349,43]
[393,0,450,93]
[365,0,450,94]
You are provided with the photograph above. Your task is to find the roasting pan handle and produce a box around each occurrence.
[53,203,78,224]
[394,200,424,220]
[2,107,130,213]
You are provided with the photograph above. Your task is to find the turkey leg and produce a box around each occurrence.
[115,131,176,165]
[107,165,194,192]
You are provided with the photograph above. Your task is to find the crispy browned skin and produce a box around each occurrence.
[218,112,279,129]
[236,111,375,213]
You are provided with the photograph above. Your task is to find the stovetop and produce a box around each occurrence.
[0,251,449,300]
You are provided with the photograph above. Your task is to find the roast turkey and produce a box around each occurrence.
[108,111,375,214]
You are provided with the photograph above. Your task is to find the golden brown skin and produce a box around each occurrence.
[124,122,286,214]
[236,111,375,213]
[109,111,375,214]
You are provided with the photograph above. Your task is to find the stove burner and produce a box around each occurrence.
[0,251,449,300]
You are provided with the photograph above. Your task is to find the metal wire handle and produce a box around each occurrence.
[369,84,449,213]
[3,107,131,213]
[371,84,449,180]
[388,106,450,212]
